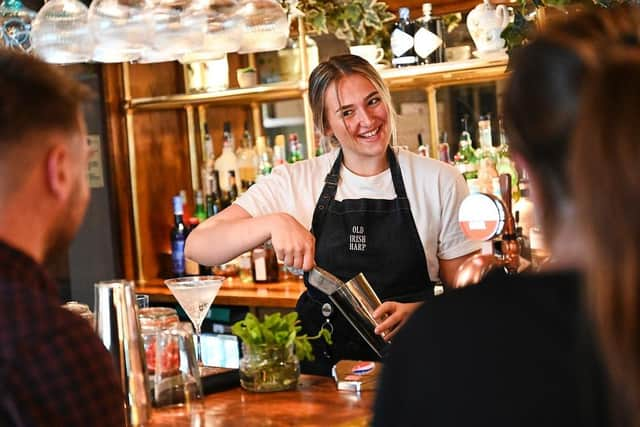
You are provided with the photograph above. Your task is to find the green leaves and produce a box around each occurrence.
[231,312,332,362]
[295,0,395,47]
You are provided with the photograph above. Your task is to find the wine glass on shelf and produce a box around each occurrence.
[164,275,224,367]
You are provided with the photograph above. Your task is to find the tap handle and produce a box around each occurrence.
[500,174,516,236]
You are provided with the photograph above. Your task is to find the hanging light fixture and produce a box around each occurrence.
[88,0,154,63]
[31,0,94,64]
[179,0,241,64]
[236,0,288,54]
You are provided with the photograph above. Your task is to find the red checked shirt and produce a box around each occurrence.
[0,240,125,426]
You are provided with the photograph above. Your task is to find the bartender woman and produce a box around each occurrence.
[186,54,479,376]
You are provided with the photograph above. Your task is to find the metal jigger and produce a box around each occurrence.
[95,280,151,426]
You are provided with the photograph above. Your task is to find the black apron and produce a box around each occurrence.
[297,147,434,376]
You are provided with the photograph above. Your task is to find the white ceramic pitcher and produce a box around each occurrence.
[466,0,511,54]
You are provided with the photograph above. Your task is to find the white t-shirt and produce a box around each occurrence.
[235,147,480,281]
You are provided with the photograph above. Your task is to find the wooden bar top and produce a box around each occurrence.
[149,375,374,426]
[136,276,306,308]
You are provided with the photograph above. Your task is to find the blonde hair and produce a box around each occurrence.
[308,54,397,148]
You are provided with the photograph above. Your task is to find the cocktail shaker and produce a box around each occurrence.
[95,280,151,426]
[307,267,388,357]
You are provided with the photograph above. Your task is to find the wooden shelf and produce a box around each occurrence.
[124,57,509,112]
[380,56,509,90]
[125,80,305,111]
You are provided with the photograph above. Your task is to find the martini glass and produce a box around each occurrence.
[165,275,224,366]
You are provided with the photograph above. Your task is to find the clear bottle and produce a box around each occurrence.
[413,3,443,65]
[255,135,273,177]
[236,120,258,191]
[476,113,496,161]
[454,115,478,180]
[0,0,36,52]
[391,7,417,67]
[214,121,240,192]
[273,134,286,167]
[495,118,520,202]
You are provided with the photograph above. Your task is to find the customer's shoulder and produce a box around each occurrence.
[412,269,582,325]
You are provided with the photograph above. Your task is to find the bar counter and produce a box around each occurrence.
[149,375,374,426]
[136,276,305,308]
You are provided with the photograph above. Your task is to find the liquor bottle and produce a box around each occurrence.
[194,190,206,222]
[476,113,495,161]
[205,172,223,217]
[454,115,478,180]
[214,121,239,193]
[251,241,279,283]
[170,195,187,277]
[179,189,192,224]
[495,118,520,201]
[201,123,215,195]
[227,170,238,203]
[236,120,258,191]
[255,135,273,177]
[273,134,286,167]
[288,132,303,163]
[428,15,446,64]
[391,7,418,68]
[438,132,451,163]
[0,0,36,52]
[417,133,428,157]
[413,3,443,65]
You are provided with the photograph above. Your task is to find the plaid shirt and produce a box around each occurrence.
[0,240,125,426]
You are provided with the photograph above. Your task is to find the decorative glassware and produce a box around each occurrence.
[179,0,241,63]
[88,0,154,63]
[31,0,93,64]
[237,0,288,54]
[0,0,36,52]
[164,275,223,366]
[239,342,300,392]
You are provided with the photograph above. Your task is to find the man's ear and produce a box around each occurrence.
[45,144,71,200]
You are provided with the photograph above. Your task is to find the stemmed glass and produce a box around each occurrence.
[164,275,224,366]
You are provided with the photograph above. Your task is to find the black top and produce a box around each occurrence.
[373,270,611,427]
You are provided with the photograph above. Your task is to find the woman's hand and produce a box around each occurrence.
[269,213,316,271]
[372,301,423,341]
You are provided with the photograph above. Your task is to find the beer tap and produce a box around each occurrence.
[453,173,520,288]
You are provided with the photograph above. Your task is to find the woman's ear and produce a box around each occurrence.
[45,144,71,201]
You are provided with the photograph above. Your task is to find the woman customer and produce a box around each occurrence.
[373,6,640,426]
[186,54,479,375]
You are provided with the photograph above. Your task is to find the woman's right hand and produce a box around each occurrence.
[268,213,316,271]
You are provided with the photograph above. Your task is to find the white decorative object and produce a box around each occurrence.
[466,0,510,55]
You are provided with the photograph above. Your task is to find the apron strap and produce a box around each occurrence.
[311,149,344,236]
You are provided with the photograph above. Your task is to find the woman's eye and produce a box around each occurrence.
[369,97,381,106]
[341,109,354,117]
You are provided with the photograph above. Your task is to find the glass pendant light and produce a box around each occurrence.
[88,0,154,63]
[179,0,241,63]
[32,0,94,64]
[146,0,207,61]
[0,0,36,52]
[236,0,288,54]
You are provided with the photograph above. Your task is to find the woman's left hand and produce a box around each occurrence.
[372,301,423,341]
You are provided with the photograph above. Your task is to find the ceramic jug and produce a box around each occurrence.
[466,0,510,54]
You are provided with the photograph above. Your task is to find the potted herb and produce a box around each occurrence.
[236,66,257,88]
[294,0,395,54]
[232,312,331,392]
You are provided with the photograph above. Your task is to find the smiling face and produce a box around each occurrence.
[324,73,391,176]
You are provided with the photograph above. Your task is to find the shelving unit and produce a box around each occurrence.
[117,43,508,283]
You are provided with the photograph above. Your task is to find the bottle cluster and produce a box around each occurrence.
[390,4,445,68]
[169,120,307,280]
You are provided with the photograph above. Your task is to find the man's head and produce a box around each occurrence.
[0,50,92,262]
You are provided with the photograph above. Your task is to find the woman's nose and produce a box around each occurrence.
[357,108,374,126]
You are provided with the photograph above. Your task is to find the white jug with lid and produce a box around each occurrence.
[466,0,511,54]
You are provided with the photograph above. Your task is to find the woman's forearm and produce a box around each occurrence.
[185,205,274,266]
